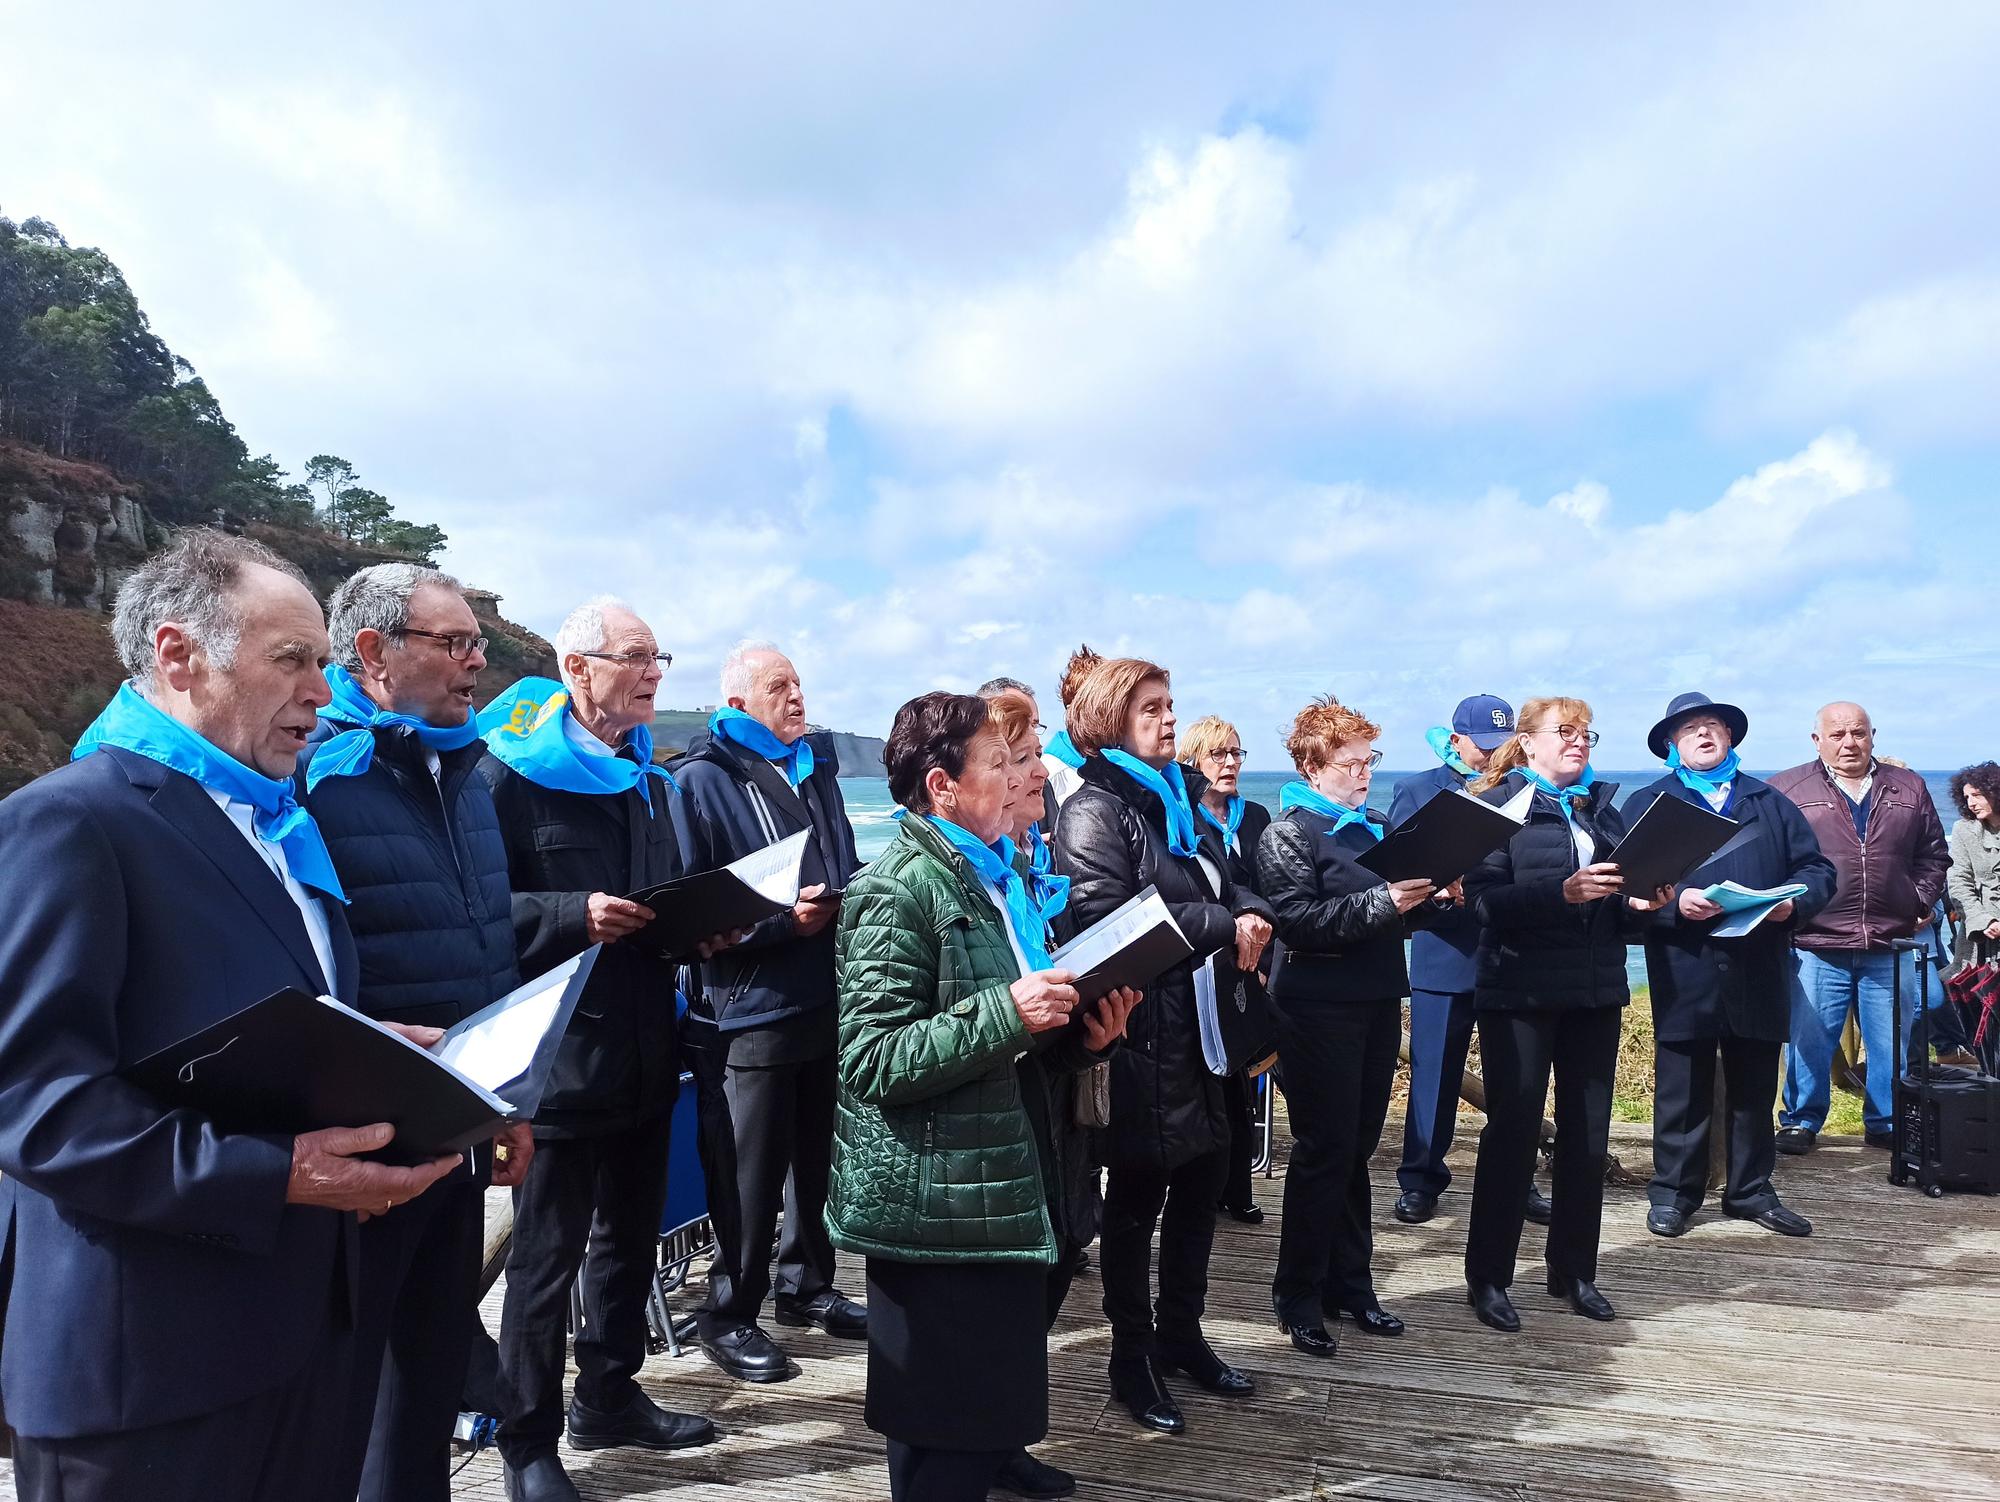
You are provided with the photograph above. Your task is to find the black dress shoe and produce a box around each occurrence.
[1646,1205,1689,1238]
[1070,1245,1091,1276]
[1729,1202,1813,1237]
[1338,1301,1405,1337]
[1392,1189,1438,1224]
[1864,1129,1895,1151]
[1546,1272,1615,1321]
[1466,1281,1519,1333]
[774,1289,868,1337]
[1108,1355,1185,1434]
[1523,1185,1554,1225]
[699,1322,793,1383]
[1774,1126,1817,1155]
[1278,1318,1338,1358]
[1155,1334,1255,1395]
[1219,1201,1265,1225]
[993,1447,1077,1498]
[567,1390,716,1452]
[505,1454,580,1502]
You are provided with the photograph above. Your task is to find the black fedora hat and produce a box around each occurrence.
[1648,691,1749,761]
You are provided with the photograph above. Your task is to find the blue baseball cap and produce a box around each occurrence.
[1452,694,1516,751]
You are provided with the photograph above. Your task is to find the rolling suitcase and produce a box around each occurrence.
[1890,939,2000,1195]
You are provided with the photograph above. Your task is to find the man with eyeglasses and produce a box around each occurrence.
[1769,702,1950,1155]
[671,641,865,1385]
[478,596,725,1502]
[1385,696,1555,1228]
[297,563,536,1502]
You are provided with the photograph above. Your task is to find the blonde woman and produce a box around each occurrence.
[1179,714,1275,1224]
[1461,697,1670,1333]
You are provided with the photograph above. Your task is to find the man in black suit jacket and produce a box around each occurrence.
[0,531,458,1502]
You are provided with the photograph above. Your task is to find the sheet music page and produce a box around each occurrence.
[1052,889,1182,975]
[1498,783,1536,822]
[436,972,569,1091]
[727,828,812,904]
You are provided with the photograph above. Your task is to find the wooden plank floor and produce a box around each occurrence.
[9,1119,1993,1500]
[433,1120,2000,1502]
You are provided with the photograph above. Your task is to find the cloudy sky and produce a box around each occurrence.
[9,3,1997,767]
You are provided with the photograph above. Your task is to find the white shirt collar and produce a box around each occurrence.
[563,712,624,760]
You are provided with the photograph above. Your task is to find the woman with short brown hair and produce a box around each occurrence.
[1055,658,1268,1435]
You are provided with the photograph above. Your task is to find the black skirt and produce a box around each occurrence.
[863,1256,1048,1451]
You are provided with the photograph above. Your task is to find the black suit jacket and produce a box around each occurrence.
[0,746,359,1440]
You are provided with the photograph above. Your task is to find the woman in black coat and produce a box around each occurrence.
[1632,693,1836,1239]
[1054,658,1269,1436]
[1181,714,1276,1224]
[1461,696,1670,1333]
[1255,696,1454,1356]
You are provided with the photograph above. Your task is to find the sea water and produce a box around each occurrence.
[836,770,1962,986]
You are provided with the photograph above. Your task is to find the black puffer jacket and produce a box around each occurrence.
[299,725,520,1031]
[1257,809,1447,1005]
[1465,771,1636,1013]
[1053,758,1246,1174]
[479,755,683,1137]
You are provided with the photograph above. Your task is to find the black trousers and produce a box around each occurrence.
[1219,1070,1258,1211]
[885,1441,1010,1502]
[696,1053,839,1330]
[12,1292,356,1502]
[1650,1035,1783,1217]
[1465,1007,1621,1289]
[497,1116,674,1464]
[1099,1147,1228,1355]
[1270,997,1400,1321]
[328,1176,483,1502]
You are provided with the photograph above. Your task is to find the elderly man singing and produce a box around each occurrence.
[671,641,865,1384]
[0,530,460,1502]
[479,597,725,1502]
[299,563,536,1502]
[1769,702,1950,1153]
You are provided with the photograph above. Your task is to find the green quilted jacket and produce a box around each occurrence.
[825,814,1057,1266]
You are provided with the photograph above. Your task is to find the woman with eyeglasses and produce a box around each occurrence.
[1461,697,1671,1332]
[1255,696,1457,1356]
[1179,716,1275,1225]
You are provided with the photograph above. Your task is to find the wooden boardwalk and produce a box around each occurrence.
[8,1121,1993,1501]
[431,1122,2000,1502]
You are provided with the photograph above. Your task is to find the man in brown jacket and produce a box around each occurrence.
[1768,702,1949,1152]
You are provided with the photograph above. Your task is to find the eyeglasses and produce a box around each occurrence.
[1528,724,1599,747]
[393,627,488,662]
[1330,750,1385,774]
[578,650,673,671]
[1206,748,1248,764]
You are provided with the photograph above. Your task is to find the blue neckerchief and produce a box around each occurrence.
[709,706,814,788]
[1101,749,1199,856]
[1023,820,1071,925]
[1426,725,1476,778]
[924,816,1054,970]
[478,676,674,812]
[1197,793,1245,852]
[1520,765,1597,829]
[72,682,348,902]
[1666,745,1740,800]
[306,664,482,792]
[1278,779,1381,843]
[1044,729,1084,769]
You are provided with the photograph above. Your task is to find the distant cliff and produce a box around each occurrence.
[0,440,556,798]
[650,708,887,773]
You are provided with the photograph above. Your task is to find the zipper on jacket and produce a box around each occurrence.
[918,1112,936,1210]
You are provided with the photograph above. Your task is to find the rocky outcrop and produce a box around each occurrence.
[0,444,151,609]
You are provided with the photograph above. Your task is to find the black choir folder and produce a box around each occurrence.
[1605,793,1746,894]
[1050,886,1196,1004]
[627,828,812,959]
[126,946,600,1161]
[1357,788,1525,886]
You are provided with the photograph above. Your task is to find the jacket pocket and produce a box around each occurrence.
[917,1110,938,1220]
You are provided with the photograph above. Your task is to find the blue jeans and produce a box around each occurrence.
[1782,948,1925,1136]
[1397,988,1477,1197]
